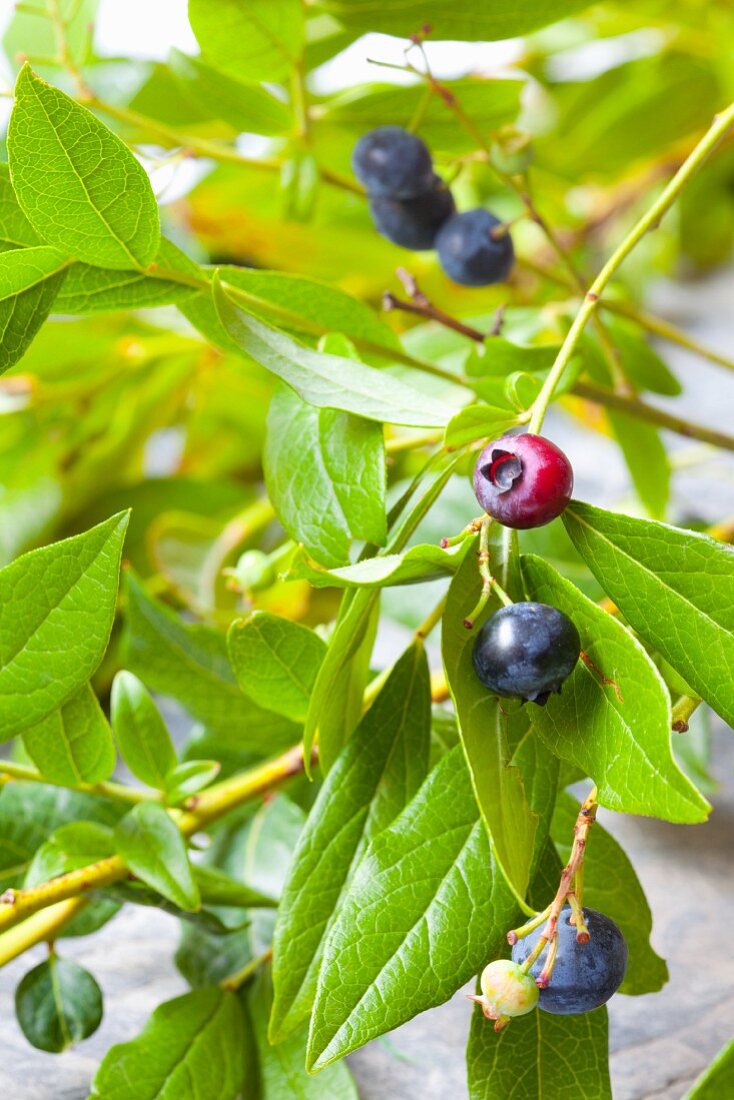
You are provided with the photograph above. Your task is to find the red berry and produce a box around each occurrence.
[473,433,573,529]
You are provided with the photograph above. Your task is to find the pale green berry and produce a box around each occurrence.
[230,550,276,593]
[480,959,539,1021]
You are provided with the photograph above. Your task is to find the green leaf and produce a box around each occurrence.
[466,997,611,1100]
[0,782,124,891]
[212,274,451,428]
[194,864,277,910]
[552,793,668,996]
[684,1037,734,1098]
[307,746,518,1070]
[522,554,709,823]
[0,164,40,250]
[264,383,387,567]
[115,802,200,911]
[89,988,251,1100]
[562,501,734,730]
[23,683,116,786]
[320,0,594,40]
[111,670,177,790]
[271,641,431,1041]
[164,760,221,806]
[189,0,304,82]
[25,821,115,887]
[227,611,327,724]
[608,411,670,519]
[122,572,299,751]
[317,596,379,774]
[181,265,401,359]
[8,66,160,269]
[168,49,292,135]
[585,317,681,397]
[250,971,359,1099]
[0,245,69,374]
[0,511,129,738]
[54,238,201,314]
[15,956,103,1053]
[444,404,523,448]
[287,539,468,589]
[442,543,537,901]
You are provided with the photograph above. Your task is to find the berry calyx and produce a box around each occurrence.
[473,433,573,529]
[472,960,539,1031]
[435,209,514,286]
[472,602,581,705]
[369,176,455,250]
[511,907,628,1014]
[352,126,435,199]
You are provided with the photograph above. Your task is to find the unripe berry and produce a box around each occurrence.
[473,433,573,529]
[478,959,539,1030]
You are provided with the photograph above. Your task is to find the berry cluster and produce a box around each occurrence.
[352,126,514,286]
[469,432,578,706]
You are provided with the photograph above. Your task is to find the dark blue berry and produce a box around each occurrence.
[352,126,434,199]
[435,208,514,286]
[369,177,455,250]
[472,602,580,704]
[511,908,628,1014]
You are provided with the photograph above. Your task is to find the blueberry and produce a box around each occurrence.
[511,908,628,1014]
[472,602,580,704]
[473,433,574,529]
[435,208,514,286]
[352,126,435,199]
[369,176,455,250]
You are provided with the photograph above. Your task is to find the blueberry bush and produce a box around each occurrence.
[0,1,733,1097]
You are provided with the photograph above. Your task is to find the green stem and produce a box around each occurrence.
[0,760,155,805]
[220,947,273,991]
[571,381,734,452]
[671,694,703,731]
[86,98,362,195]
[415,594,448,640]
[527,101,734,433]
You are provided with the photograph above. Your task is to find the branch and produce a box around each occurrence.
[0,745,308,935]
[383,268,488,343]
[571,381,734,453]
[527,101,734,432]
[0,760,156,806]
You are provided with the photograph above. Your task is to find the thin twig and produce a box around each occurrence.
[383,268,486,342]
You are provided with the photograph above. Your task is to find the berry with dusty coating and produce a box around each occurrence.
[369,177,455,249]
[472,602,581,705]
[511,907,628,1014]
[435,208,514,286]
[473,433,573,529]
[352,126,434,199]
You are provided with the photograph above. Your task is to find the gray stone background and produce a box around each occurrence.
[0,276,733,1097]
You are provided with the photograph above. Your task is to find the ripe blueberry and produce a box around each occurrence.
[369,176,455,250]
[435,209,514,286]
[352,126,435,199]
[472,602,580,705]
[478,959,539,1029]
[473,433,573,529]
[511,908,628,1014]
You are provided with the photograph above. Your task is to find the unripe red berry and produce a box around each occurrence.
[473,433,573,529]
